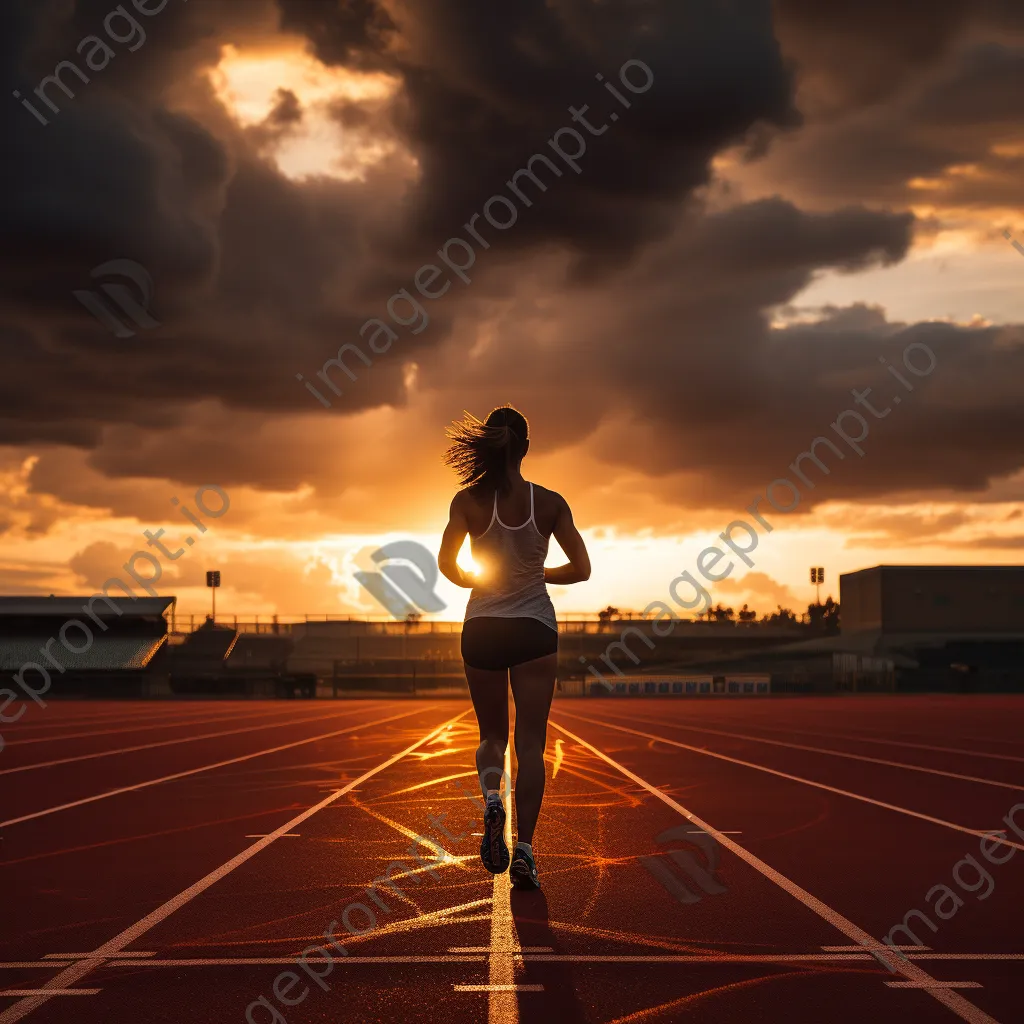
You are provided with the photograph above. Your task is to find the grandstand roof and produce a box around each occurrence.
[0,596,173,619]
[0,635,167,671]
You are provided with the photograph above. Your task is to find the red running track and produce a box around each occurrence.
[0,694,1022,1023]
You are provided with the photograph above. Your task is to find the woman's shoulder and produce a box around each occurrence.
[530,482,568,519]
[453,484,492,513]
[530,482,565,504]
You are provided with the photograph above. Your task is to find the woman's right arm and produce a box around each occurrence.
[438,494,476,588]
[545,495,591,585]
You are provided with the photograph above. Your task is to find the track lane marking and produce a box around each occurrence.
[887,982,983,990]
[0,991,100,997]
[592,708,1024,792]
[458,985,543,992]
[3,703,324,746]
[42,953,154,960]
[5,952,1024,970]
[480,745,522,1020]
[452,947,553,953]
[550,719,1000,1024]
[555,711,1024,855]
[3,704,241,732]
[0,705,378,776]
[0,704,425,828]
[0,708,470,1024]
[823,945,929,952]
[685,717,1024,765]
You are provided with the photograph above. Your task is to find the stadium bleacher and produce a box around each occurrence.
[0,596,171,697]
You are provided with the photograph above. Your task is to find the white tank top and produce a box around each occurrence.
[464,482,557,632]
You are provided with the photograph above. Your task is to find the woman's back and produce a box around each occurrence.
[464,480,557,630]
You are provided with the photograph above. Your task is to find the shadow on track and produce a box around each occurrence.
[511,887,590,1023]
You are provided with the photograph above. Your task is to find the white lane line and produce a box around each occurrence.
[451,948,553,953]
[690,718,1024,766]
[887,982,983,990]
[0,706,376,776]
[0,708,470,1024]
[0,705,425,828]
[596,709,1024,793]
[457,985,543,992]
[4,704,311,747]
[823,945,929,952]
[5,953,1023,970]
[5,705,231,731]
[0,991,99,997]
[42,953,154,960]
[525,954,1008,964]
[550,719,1000,1024]
[480,746,519,1020]
[244,834,300,839]
[556,711,1024,856]
[104,957,487,967]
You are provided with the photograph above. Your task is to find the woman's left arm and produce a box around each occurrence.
[438,495,476,588]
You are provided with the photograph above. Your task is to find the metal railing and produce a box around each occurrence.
[167,613,807,636]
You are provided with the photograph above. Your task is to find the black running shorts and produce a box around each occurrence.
[461,616,559,671]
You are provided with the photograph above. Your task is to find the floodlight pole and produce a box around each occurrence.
[809,566,823,606]
[206,570,221,624]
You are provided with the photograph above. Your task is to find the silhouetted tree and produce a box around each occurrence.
[738,604,757,624]
[807,597,840,635]
[826,598,840,633]
[762,605,798,626]
[598,605,619,631]
[709,603,735,623]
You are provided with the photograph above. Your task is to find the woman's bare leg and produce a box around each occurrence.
[466,666,510,796]
[509,652,557,845]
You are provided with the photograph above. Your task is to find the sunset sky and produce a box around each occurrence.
[5,0,1024,619]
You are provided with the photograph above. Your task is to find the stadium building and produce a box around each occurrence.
[0,596,172,698]
[655,565,1024,693]
[835,565,1024,691]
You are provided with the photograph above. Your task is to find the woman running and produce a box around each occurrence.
[438,406,591,889]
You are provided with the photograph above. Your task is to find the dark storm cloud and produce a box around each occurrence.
[283,0,798,260]
[774,0,1024,111]
[3,0,1024,531]
[0,0,797,454]
[414,195,1024,512]
[745,43,1024,210]
[277,0,396,69]
[773,0,978,111]
[760,3,1024,209]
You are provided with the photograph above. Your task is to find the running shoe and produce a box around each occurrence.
[480,793,510,874]
[510,846,540,890]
